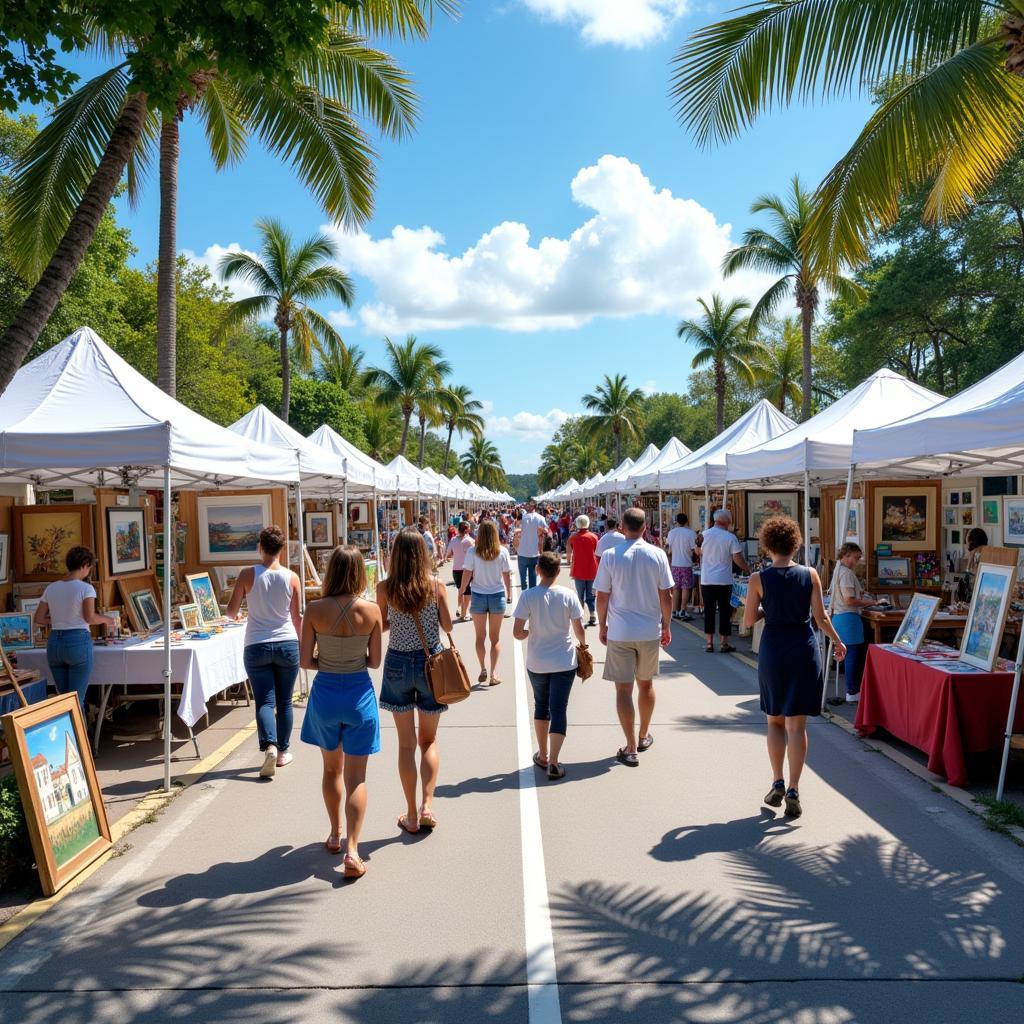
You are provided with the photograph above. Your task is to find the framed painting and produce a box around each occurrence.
[349,529,373,550]
[13,505,94,582]
[960,562,1015,670]
[363,559,378,602]
[196,494,271,563]
[949,492,960,506]
[1002,497,1024,546]
[1,693,112,895]
[872,487,936,551]
[982,499,1001,527]
[0,612,35,649]
[214,565,246,594]
[348,501,370,526]
[304,510,334,548]
[961,508,975,527]
[960,489,975,507]
[0,533,8,583]
[892,594,941,654]
[876,556,911,585]
[130,590,162,632]
[287,539,301,568]
[186,572,220,624]
[834,499,864,548]
[105,506,148,577]
[943,508,958,526]
[174,522,187,563]
[689,497,735,533]
[746,492,800,538]
[178,603,202,632]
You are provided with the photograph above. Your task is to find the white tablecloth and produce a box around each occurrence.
[17,627,248,728]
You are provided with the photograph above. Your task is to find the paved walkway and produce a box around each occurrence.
[3,566,1024,1023]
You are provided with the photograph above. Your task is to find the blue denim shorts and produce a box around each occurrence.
[470,590,506,615]
[300,670,381,755]
[379,647,447,715]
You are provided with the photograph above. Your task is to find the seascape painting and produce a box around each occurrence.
[197,495,271,563]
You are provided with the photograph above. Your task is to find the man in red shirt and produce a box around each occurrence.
[567,514,599,626]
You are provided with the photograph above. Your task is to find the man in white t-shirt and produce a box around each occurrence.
[596,516,625,559]
[695,509,750,653]
[664,512,698,623]
[516,499,548,591]
[594,507,674,767]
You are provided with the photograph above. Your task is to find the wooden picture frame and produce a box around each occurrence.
[104,506,149,577]
[0,612,36,650]
[960,562,1015,671]
[117,575,162,633]
[13,504,94,582]
[178,603,202,631]
[872,487,936,552]
[0,532,9,584]
[302,546,322,587]
[892,593,941,654]
[348,501,370,526]
[745,491,800,539]
[304,510,335,548]
[1,693,112,895]
[196,493,272,563]
[186,571,220,624]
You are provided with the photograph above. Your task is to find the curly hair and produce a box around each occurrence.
[759,515,802,557]
[383,528,434,614]
[258,525,286,557]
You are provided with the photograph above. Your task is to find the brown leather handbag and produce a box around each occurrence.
[414,600,472,705]
[576,642,594,681]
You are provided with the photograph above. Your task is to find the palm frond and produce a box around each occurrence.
[218,251,278,294]
[748,274,795,330]
[199,78,248,168]
[125,108,160,208]
[342,0,461,40]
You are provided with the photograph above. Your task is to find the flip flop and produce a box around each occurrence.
[638,734,654,752]
[477,669,488,683]
[397,814,421,834]
[489,677,503,686]
[547,762,566,780]
[343,854,367,878]
[325,833,343,855]
[533,751,549,769]
[419,811,438,829]
[720,643,737,653]
[705,644,715,653]
[616,748,639,767]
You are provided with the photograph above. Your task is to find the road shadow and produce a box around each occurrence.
[434,758,618,798]
[674,696,764,733]
[649,808,796,862]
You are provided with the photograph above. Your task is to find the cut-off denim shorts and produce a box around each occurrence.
[379,646,447,715]
[470,590,506,616]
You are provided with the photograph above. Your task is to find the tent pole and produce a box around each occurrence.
[996,616,1024,801]
[342,458,349,545]
[704,483,710,531]
[372,476,382,580]
[825,463,857,710]
[296,478,306,611]
[803,469,811,567]
[162,465,172,793]
[657,474,663,542]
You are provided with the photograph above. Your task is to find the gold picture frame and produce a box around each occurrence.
[13,504,94,582]
[872,487,936,552]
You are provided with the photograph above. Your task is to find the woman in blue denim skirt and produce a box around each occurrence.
[457,520,513,687]
[301,546,382,877]
[376,528,453,835]
[227,525,302,780]
[35,546,116,712]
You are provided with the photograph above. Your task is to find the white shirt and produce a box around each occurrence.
[42,578,96,631]
[594,538,673,642]
[517,512,547,557]
[596,529,625,557]
[698,526,743,585]
[463,546,512,594]
[514,584,583,673]
[666,526,698,568]
[421,530,436,555]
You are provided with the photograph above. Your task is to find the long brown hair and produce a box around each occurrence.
[323,545,366,598]
[475,520,500,561]
[384,528,434,613]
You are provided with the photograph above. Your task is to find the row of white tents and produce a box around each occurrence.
[0,327,510,788]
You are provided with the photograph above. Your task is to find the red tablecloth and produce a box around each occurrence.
[855,646,1023,787]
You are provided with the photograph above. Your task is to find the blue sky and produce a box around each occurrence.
[54,2,874,473]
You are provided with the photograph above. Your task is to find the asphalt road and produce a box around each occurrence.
[3,564,1024,1024]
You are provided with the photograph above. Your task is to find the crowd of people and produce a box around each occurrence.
[204,498,844,877]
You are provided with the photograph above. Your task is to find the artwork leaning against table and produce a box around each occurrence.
[186,572,221,624]
[892,594,941,654]
[960,562,1014,671]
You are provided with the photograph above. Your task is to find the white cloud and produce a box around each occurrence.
[488,408,575,440]
[325,155,770,334]
[183,243,263,301]
[519,0,688,47]
[327,310,355,329]
[48,725,57,743]
[641,379,658,395]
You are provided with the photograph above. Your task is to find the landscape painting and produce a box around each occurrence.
[1003,498,1024,546]
[960,563,1014,671]
[0,612,35,649]
[187,572,221,623]
[105,507,148,576]
[197,494,272,563]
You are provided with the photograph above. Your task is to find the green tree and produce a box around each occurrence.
[361,398,402,461]
[671,1,1024,270]
[318,340,369,394]
[580,373,646,464]
[437,383,485,474]
[280,376,368,446]
[219,218,354,424]
[460,436,505,489]
[753,318,803,414]
[365,336,451,456]
[722,177,858,420]
[677,294,760,434]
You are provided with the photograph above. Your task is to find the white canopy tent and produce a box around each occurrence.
[548,478,579,503]
[0,327,299,790]
[599,456,635,512]
[849,351,1024,801]
[621,443,661,489]
[628,436,693,492]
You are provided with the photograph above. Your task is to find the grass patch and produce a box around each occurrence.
[976,796,1024,835]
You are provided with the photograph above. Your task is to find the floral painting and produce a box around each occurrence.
[15,507,89,580]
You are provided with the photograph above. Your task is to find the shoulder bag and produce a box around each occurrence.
[414,586,471,705]
[576,642,594,681]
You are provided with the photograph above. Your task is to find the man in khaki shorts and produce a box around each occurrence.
[594,507,674,766]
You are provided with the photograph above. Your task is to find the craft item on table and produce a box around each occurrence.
[0,692,112,895]
[0,612,36,650]
[959,562,1015,671]
[196,493,271,563]
[129,589,163,632]
[891,594,941,654]
[186,572,220,624]
[105,506,149,576]
[178,603,202,632]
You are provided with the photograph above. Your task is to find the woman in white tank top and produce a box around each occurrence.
[226,525,302,780]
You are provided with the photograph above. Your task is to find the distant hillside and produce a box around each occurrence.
[506,473,538,501]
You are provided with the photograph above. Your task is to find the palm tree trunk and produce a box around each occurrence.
[0,93,148,392]
[399,412,411,455]
[800,302,813,421]
[443,424,454,474]
[279,325,292,423]
[417,416,427,467]
[614,426,622,464]
[715,360,726,434]
[156,114,179,397]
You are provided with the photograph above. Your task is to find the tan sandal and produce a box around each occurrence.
[343,854,366,878]
[397,814,421,834]
[489,677,503,687]
[325,833,343,855]
[419,811,438,829]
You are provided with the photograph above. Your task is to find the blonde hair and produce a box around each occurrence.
[322,545,366,598]
[475,520,501,561]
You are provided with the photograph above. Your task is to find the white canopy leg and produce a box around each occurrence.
[342,458,349,545]
[162,465,172,792]
[824,464,857,710]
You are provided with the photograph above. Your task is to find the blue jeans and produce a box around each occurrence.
[518,555,538,591]
[574,578,595,613]
[47,629,93,710]
[843,643,866,696]
[244,640,299,751]
[528,668,575,735]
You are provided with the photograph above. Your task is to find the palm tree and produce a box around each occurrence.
[677,294,761,434]
[3,1,446,395]
[722,177,858,420]
[460,436,504,489]
[671,3,1024,270]
[437,384,485,474]
[365,336,451,457]
[754,319,803,415]
[219,219,354,423]
[361,397,402,461]
[572,441,610,480]
[319,341,369,394]
[581,373,646,464]
[414,395,444,468]
[538,440,578,491]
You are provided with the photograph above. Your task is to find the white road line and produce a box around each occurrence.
[512,637,563,1024]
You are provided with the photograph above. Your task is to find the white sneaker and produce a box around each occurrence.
[845,692,860,704]
[260,746,278,778]
[276,751,293,768]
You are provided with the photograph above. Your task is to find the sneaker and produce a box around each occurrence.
[784,788,802,818]
[276,751,293,768]
[260,746,278,779]
[763,779,785,807]
[671,611,683,621]
[845,692,860,704]
[587,616,597,627]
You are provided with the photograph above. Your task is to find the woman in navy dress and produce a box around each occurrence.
[743,516,845,819]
